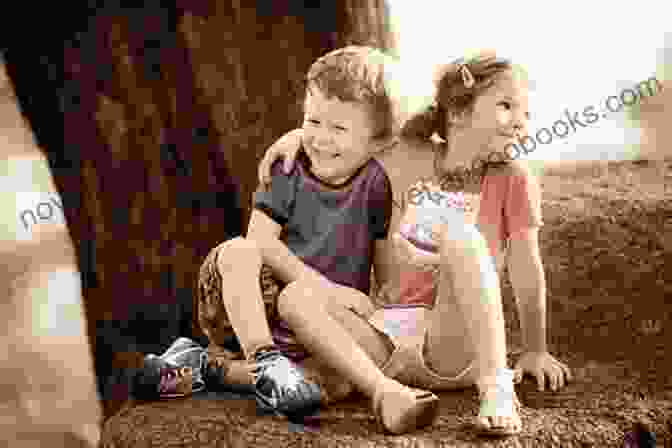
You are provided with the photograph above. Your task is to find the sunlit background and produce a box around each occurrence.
[388,0,670,163]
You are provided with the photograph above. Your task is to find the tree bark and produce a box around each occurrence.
[6,0,398,421]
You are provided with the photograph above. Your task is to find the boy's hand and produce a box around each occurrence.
[258,129,304,187]
[306,274,376,319]
[206,347,257,386]
[513,351,573,392]
[225,360,257,385]
[332,284,376,319]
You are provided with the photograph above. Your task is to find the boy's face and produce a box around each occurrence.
[302,86,385,185]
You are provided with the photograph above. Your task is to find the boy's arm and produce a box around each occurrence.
[246,209,324,285]
[250,154,327,286]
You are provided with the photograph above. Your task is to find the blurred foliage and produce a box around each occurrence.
[624,32,670,127]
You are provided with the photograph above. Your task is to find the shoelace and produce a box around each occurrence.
[206,357,232,383]
[253,355,305,395]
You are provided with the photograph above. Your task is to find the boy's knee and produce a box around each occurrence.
[277,280,322,321]
[215,237,261,271]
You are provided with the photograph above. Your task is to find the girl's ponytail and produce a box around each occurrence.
[400,51,514,143]
[401,103,440,141]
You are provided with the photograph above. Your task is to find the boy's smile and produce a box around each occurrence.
[302,86,383,185]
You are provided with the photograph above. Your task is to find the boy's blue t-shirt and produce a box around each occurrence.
[253,149,392,294]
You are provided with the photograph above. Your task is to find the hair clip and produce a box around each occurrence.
[457,63,475,88]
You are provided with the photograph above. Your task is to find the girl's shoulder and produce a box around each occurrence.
[486,159,541,181]
[376,136,435,168]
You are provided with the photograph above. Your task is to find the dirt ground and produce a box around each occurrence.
[101,158,671,447]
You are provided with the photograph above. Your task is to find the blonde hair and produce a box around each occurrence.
[306,45,402,140]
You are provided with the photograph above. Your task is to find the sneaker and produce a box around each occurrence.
[252,348,321,421]
[135,355,193,399]
[203,353,256,393]
[156,337,208,393]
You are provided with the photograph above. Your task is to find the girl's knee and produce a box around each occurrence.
[439,223,486,249]
[215,237,261,272]
[438,226,489,264]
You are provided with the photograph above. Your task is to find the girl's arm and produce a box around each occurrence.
[507,228,547,353]
[499,162,571,390]
[258,128,304,187]
[507,228,572,391]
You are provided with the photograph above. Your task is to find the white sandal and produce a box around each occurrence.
[474,368,522,437]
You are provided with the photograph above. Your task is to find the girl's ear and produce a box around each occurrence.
[446,108,464,125]
[446,107,473,130]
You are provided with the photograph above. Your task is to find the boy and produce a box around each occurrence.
[197,46,438,430]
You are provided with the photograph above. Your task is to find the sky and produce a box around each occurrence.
[388,0,669,162]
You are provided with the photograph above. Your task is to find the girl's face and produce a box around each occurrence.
[448,70,530,161]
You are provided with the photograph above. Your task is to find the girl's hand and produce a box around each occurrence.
[258,128,304,187]
[513,351,573,392]
[392,232,441,268]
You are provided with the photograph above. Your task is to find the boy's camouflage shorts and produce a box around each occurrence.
[196,239,355,405]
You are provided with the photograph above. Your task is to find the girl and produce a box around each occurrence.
[257,50,572,436]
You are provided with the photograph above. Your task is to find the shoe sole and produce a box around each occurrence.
[475,422,522,437]
[374,389,439,435]
[159,392,191,399]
